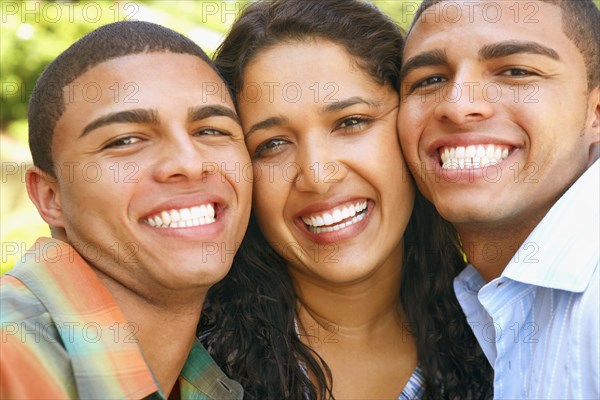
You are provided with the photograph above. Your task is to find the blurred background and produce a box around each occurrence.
[0,0,421,273]
[3,0,599,273]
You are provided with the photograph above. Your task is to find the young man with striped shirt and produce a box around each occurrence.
[398,1,599,398]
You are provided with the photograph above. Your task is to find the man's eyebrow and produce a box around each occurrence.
[245,116,287,138]
[322,96,382,113]
[188,105,241,126]
[479,41,561,61]
[400,49,448,81]
[81,109,159,137]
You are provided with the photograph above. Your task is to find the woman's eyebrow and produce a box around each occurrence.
[322,96,382,113]
[245,116,287,138]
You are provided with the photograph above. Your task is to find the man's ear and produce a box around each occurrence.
[26,166,65,228]
[587,86,600,164]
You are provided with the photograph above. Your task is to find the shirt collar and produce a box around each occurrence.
[502,160,599,292]
[178,341,243,399]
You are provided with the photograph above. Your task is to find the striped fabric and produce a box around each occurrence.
[454,161,599,399]
[0,238,242,400]
[398,366,425,400]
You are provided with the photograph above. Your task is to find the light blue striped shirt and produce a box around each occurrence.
[454,161,599,399]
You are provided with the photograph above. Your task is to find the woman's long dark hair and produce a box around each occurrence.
[200,0,493,398]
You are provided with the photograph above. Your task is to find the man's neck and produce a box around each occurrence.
[457,216,544,282]
[97,274,207,397]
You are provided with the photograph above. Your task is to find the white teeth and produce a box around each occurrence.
[310,211,367,234]
[302,200,368,233]
[181,208,192,220]
[341,207,350,219]
[161,211,171,225]
[332,209,343,223]
[144,204,216,228]
[191,206,202,218]
[465,145,476,158]
[476,145,485,157]
[170,209,181,222]
[440,144,512,170]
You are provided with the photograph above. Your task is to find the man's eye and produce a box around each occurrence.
[407,76,447,93]
[194,128,230,136]
[501,68,536,77]
[415,76,446,88]
[106,136,140,148]
[254,138,289,158]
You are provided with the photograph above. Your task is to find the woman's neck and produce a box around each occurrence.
[293,260,405,334]
[291,253,417,399]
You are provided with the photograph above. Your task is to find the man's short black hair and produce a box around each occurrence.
[28,21,216,175]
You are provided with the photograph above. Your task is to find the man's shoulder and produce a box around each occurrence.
[0,274,48,323]
[0,237,69,324]
[0,274,77,399]
[0,273,66,363]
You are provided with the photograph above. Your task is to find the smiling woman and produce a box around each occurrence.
[199,0,493,399]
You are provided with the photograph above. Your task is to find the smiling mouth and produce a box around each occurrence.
[143,203,216,228]
[301,200,368,234]
[440,144,513,169]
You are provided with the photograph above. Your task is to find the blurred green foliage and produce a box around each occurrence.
[1,0,254,135]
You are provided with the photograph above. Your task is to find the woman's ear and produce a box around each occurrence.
[25,166,65,228]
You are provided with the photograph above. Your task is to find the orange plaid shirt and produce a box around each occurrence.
[0,238,242,399]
